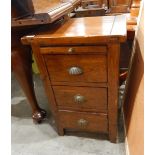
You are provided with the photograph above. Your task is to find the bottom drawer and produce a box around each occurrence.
[58,111,108,133]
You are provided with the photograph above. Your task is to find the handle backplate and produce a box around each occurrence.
[68,67,83,75]
[78,119,88,127]
[74,94,85,104]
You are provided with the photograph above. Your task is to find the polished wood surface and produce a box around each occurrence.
[58,111,108,134]
[53,86,107,112]
[22,15,126,45]
[22,16,126,142]
[44,54,107,83]
[107,43,120,142]
[74,0,141,77]
[40,45,107,54]
[38,16,126,40]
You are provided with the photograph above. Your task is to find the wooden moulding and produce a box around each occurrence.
[11,3,73,27]
[11,0,81,27]
[21,15,127,45]
[40,46,107,54]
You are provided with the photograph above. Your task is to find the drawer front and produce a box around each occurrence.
[53,86,107,112]
[59,111,108,133]
[44,54,107,83]
[40,46,107,54]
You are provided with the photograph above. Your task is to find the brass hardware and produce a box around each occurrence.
[68,48,74,53]
[74,94,85,104]
[68,67,83,75]
[78,119,88,127]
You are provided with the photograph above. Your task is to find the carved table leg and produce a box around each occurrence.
[11,45,47,123]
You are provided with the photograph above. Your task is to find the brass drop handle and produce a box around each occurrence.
[74,94,85,104]
[68,67,83,75]
[68,48,74,53]
[78,119,88,127]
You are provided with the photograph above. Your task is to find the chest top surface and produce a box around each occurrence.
[22,15,127,45]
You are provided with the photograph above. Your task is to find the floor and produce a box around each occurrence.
[11,74,126,155]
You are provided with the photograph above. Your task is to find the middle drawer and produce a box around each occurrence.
[53,86,107,112]
[44,54,107,83]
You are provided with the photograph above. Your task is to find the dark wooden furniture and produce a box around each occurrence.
[81,0,104,8]
[11,0,141,124]
[11,0,81,27]
[123,3,143,155]
[106,0,141,84]
[11,0,81,123]
[22,15,126,142]
[108,0,132,13]
[75,5,106,17]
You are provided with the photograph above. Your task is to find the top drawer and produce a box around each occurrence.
[44,54,107,83]
[40,46,107,55]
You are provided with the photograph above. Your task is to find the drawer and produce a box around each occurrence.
[53,86,107,112]
[40,46,107,54]
[58,111,108,133]
[44,54,107,83]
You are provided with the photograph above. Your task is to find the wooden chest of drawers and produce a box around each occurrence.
[22,15,126,142]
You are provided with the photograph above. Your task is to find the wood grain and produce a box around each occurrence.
[44,54,107,83]
[21,16,126,45]
[107,43,120,142]
[40,46,107,54]
[58,111,108,133]
[21,16,126,142]
[53,86,107,112]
